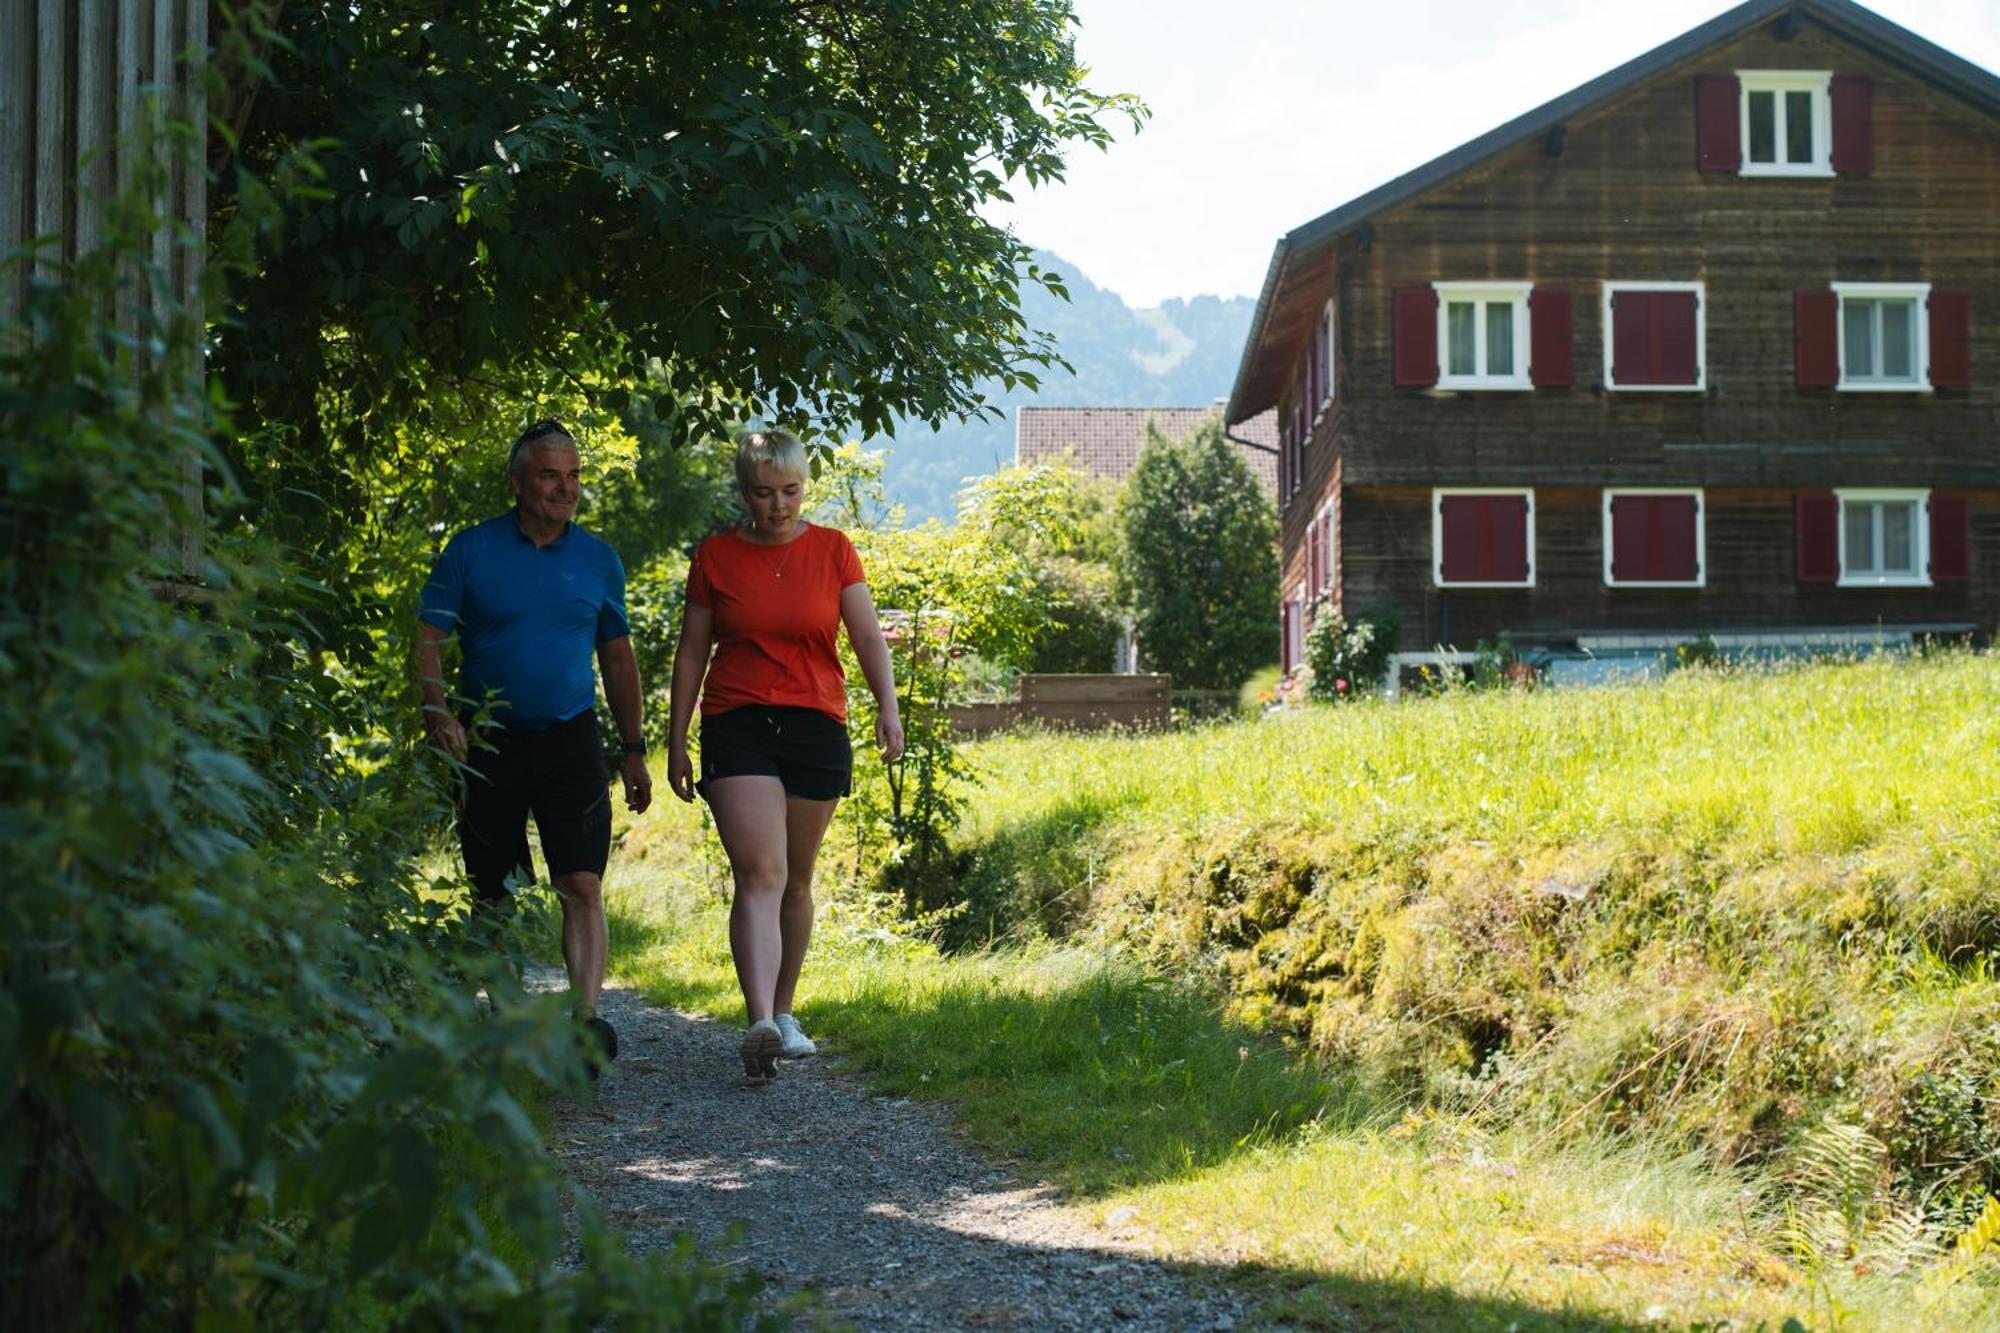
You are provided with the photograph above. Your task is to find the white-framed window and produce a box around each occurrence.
[1834,282,1931,391]
[1837,488,1930,587]
[1433,487,1535,588]
[1316,495,1337,597]
[1602,488,1705,588]
[1319,299,1337,408]
[1603,281,1706,392]
[1434,282,1531,390]
[1738,70,1833,177]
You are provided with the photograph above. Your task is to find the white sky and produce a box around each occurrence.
[987,0,2000,307]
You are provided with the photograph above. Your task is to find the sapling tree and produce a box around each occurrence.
[1116,420,1279,691]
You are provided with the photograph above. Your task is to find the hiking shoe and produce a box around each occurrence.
[740,1018,782,1086]
[584,1015,618,1071]
[774,1012,816,1058]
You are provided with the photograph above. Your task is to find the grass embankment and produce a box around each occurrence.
[604,653,2000,1329]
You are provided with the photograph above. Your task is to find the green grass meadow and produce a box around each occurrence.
[601,652,2000,1329]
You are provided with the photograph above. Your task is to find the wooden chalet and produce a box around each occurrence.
[1226,0,2000,680]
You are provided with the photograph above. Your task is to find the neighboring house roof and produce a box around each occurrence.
[1014,406,1279,497]
[1226,0,2000,424]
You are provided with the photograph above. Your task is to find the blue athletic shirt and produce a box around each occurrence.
[419,511,630,730]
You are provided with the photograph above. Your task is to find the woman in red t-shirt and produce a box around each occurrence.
[666,430,904,1085]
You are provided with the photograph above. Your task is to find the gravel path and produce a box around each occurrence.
[549,979,1259,1330]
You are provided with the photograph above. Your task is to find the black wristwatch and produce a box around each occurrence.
[619,739,646,755]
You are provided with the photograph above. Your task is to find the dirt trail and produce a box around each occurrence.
[550,980,1257,1330]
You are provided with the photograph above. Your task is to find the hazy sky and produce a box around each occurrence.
[986,0,2000,307]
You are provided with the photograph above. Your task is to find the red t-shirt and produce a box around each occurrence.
[686,523,866,721]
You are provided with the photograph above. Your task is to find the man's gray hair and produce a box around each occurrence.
[508,419,577,476]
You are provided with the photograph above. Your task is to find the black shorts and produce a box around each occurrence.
[457,710,612,905]
[697,705,852,801]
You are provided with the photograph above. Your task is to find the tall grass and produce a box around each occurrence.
[967,653,1998,858]
[601,653,2000,1327]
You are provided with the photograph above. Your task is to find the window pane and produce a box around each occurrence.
[1448,302,1476,376]
[1785,90,1814,162]
[1882,502,1915,573]
[1881,300,1914,379]
[1843,300,1875,378]
[1748,91,1776,163]
[1486,302,1514,376]
[1845,502,1877,575]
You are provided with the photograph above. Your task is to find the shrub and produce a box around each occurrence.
[1025,556,1122,675]
[1303,602,1399,701]
[0,131,759,1330]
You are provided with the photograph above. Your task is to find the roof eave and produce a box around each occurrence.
[1225,0,2000,425]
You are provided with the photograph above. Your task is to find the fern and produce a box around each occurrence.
[1926,1194,2000,1292]
[1856,1203,1934,1277]
[1793,1121,1887,1233]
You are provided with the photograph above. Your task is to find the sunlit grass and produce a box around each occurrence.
[961,653,1999,862]
[593,653,2000,1329]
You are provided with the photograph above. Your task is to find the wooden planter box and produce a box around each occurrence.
[947,674,1172,737]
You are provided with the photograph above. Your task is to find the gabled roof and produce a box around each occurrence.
[1015,406,1278,497]
[1226,0,2000,424]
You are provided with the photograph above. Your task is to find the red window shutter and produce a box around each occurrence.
[1441,495,1529,583]
[1610,292,1651,387]
[1529,286,1573,387]
[1440,496,1481,583]
[1796,493,1840,583]
[1795,290,1839,387]
[1281,603,1294,673]
[1614,292,1699,386]
[1609,496,1646,582]
[1610,496,1697,582]
[1830,74,1873,175]
[1696,75,1741,173]
[1485,496,1530,583]
[1654,496,1700,581]
[1393,287,1439,387]
[1658,292,1699,384]
[1930,493,1972,583]
[1930,289,1971,388]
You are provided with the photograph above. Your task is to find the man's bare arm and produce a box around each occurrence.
[597,635,652,814]
[417,621,466,759]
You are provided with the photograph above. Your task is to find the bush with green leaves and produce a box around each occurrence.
[1116,421,1278,691]
[1303,602,1400,701]
[814,452,1078,918]
[0,142,764,1331]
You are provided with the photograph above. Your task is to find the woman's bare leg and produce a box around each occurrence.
[702,776,790,1022]
[775,796,838,1016]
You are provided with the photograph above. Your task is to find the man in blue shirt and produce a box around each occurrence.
[418,420,651,1068]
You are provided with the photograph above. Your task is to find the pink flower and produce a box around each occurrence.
[1336,678,1349,694]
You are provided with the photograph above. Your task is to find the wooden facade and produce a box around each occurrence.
[1232,0,2000,663]
[1,0,208,313]
[1,0,211,576]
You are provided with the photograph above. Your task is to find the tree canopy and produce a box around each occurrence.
[1116,421,1278,692]
[217,1,1141,461]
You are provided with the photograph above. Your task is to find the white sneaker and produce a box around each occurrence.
[740,1018,781,1085]
[773,1012,817,1058]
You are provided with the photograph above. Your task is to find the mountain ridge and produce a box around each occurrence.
[876,250,1256,521]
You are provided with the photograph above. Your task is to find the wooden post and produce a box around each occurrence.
[1,0,210,580]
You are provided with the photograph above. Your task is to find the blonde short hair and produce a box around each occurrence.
[735,429,809,494]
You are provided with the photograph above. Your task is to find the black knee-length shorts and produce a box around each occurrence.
[697,705,852,801]
[457,710,611,905]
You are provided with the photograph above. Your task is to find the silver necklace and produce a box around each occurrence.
[751,523,805,578]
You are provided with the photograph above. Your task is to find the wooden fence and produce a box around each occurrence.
[947,674,1173,738]
[2,0,210,575]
